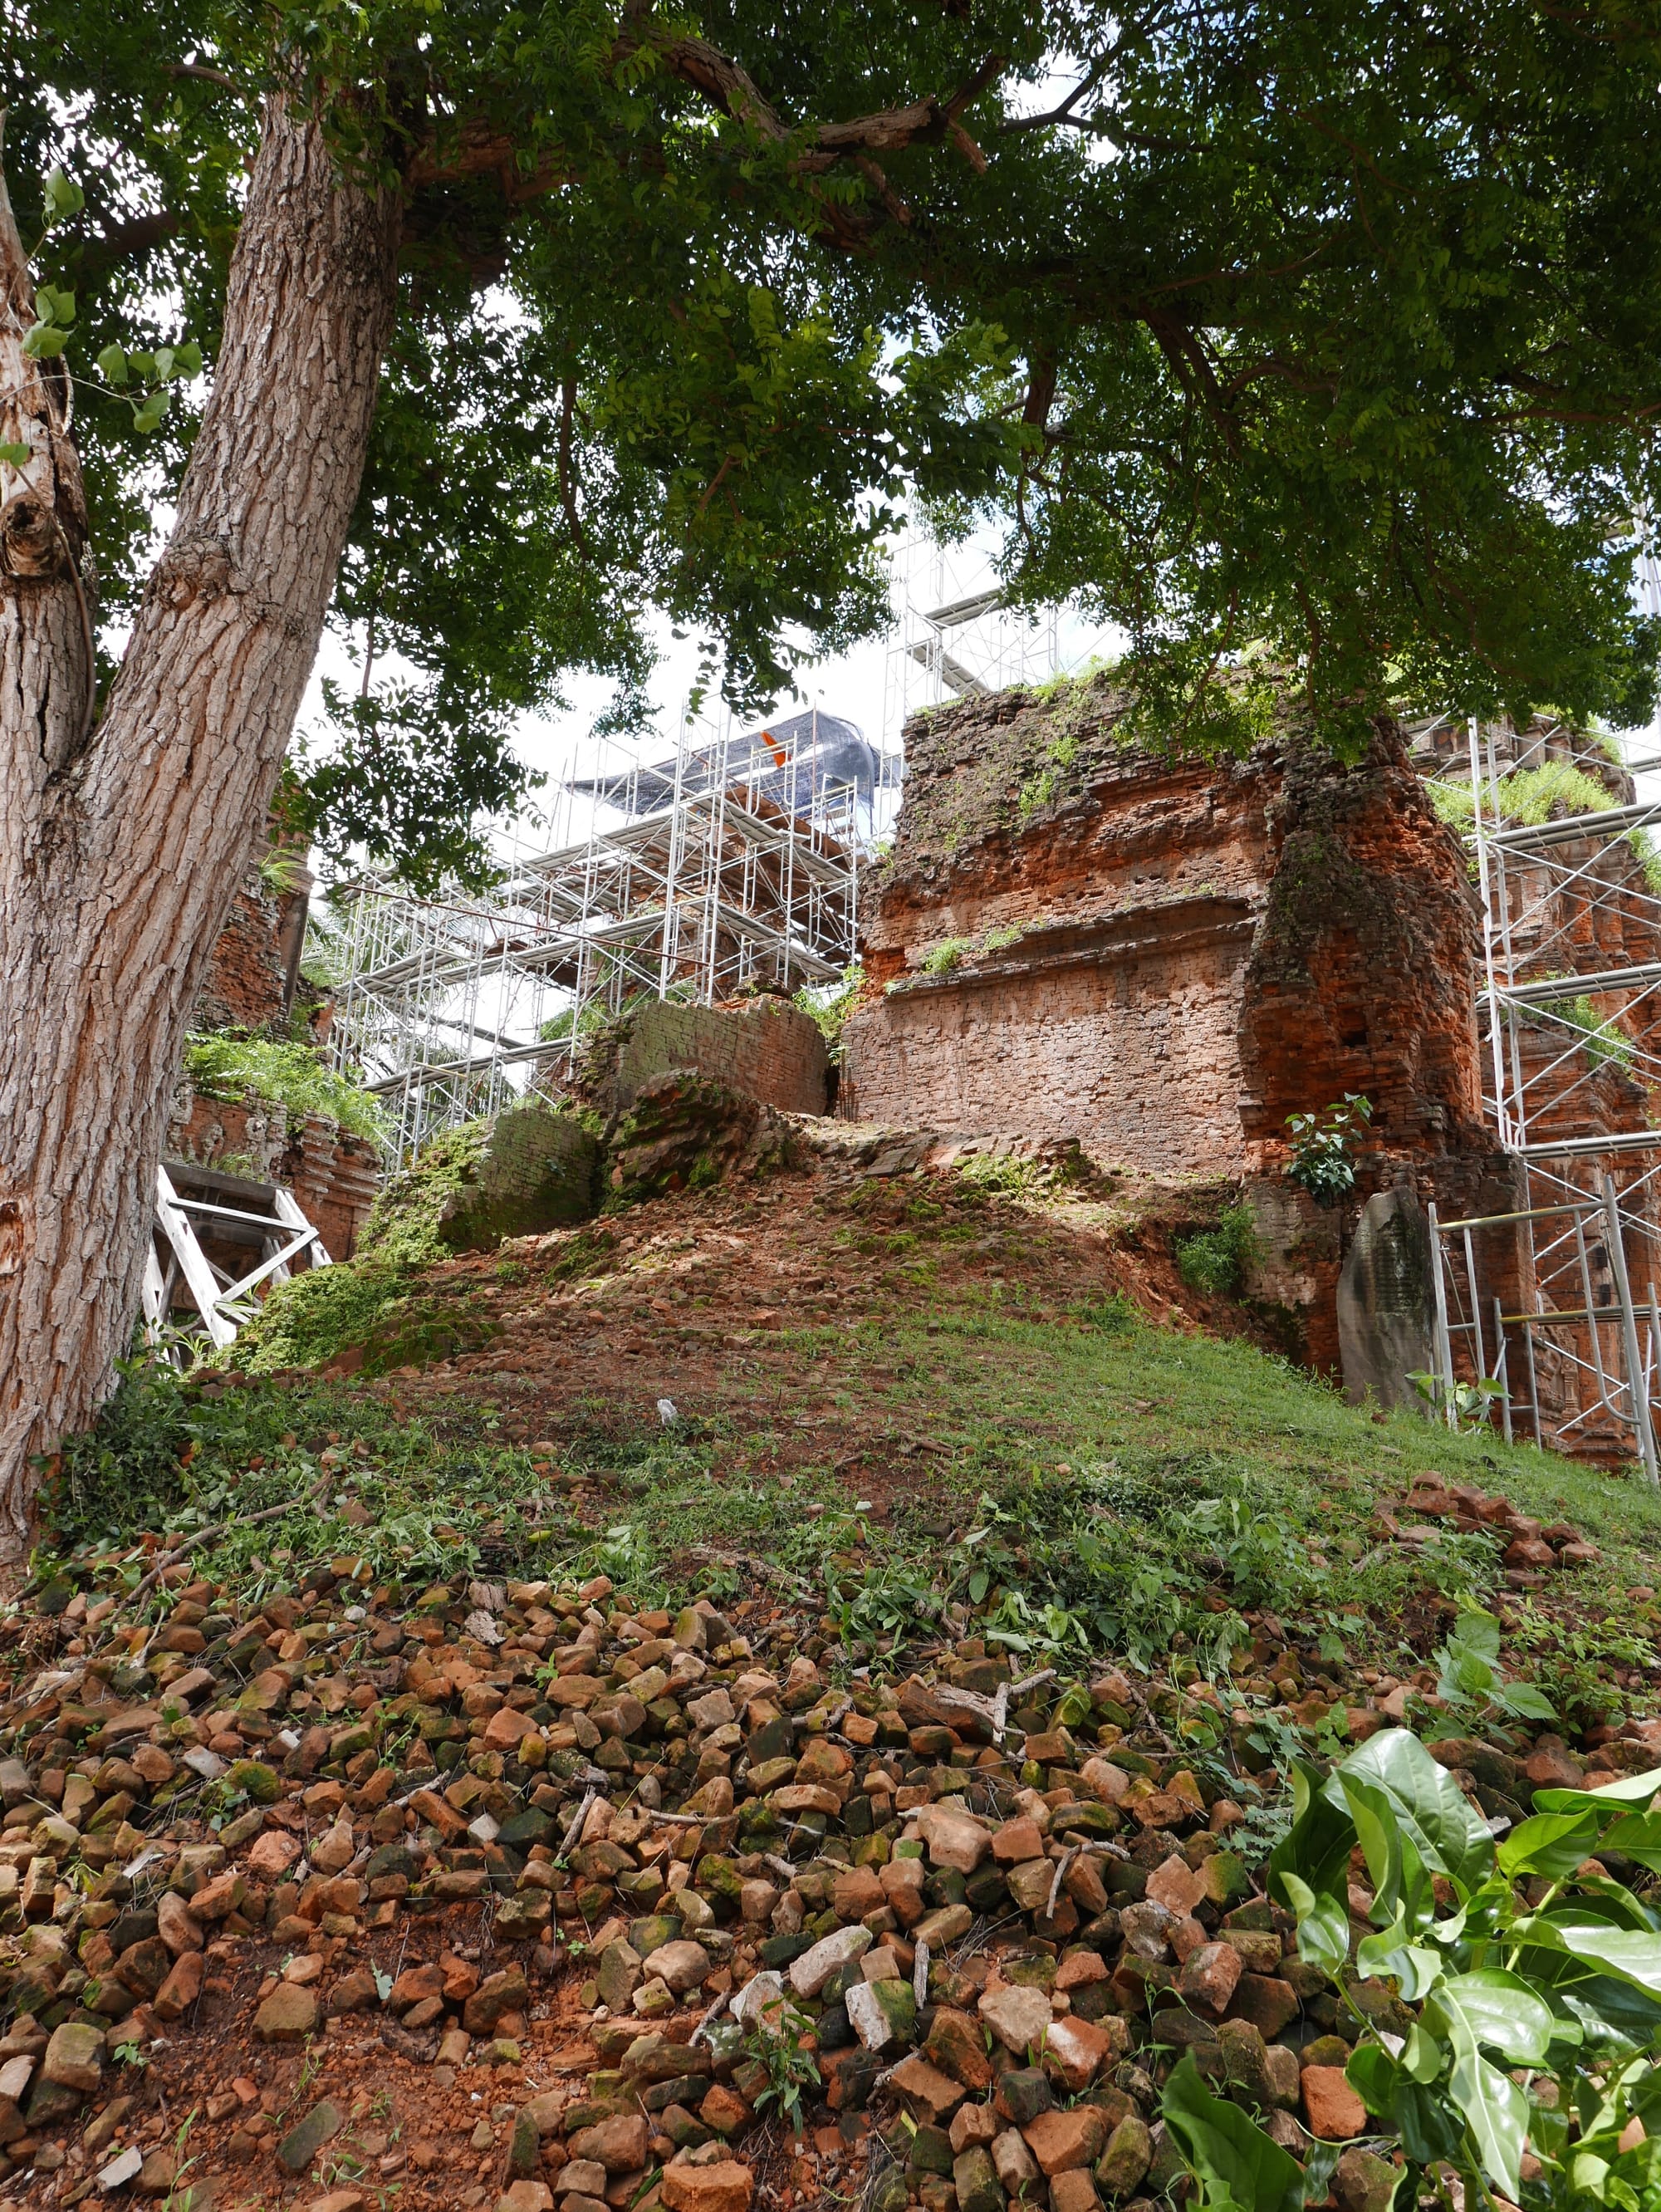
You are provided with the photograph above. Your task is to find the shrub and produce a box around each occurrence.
[796,964,865,1061]
[1168,1727,1661,2209]
[1284,1094,1371,1204]
[184,1032,385,1144]
[227,1119,497,1374]
[1174,1203,1262,1297]
[1541,992,1635,1075]
[921,936,973,976]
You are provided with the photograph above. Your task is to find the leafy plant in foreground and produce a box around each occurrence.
[744,1999,821,2135]
[1434,1603,1557,1725]
[1165,1725,1661,2208]
[1175,1204,1265,1299]
[1407,1366,1510,1435]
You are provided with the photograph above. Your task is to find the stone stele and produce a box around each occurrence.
[1337,1187,1434,1413]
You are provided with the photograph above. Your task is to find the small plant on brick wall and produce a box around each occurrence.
[1284,1093,1372,1203]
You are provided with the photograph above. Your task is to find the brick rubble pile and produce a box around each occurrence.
[0,1483,1649,2212]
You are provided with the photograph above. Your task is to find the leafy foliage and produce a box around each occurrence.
[743,1998,821,2135]
[1168,1729,1661,2210]
[226,1119,497,1374]
[1174,1203,1264,1299]
[1541,993,1637,1077]
[796,964,865,1063]
[12,0,1661,878]
[1285,1096,1373,1205]
[1407,1367,1509,1435]
[1434,1601,1557,1724]
[183,1033,386,1145]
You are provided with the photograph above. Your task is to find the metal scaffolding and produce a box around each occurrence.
[1409,713,1661,1472]
[327,711,888,1164]
[883,538,1110,728]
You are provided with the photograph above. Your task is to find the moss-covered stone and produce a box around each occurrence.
[228,1103,595,1374]
[431,1103,600,1251]
[605,1073,796,1206]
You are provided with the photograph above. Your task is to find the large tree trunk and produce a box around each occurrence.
[0,96,401,1549]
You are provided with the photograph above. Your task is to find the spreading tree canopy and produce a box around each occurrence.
[14,0,1661,885]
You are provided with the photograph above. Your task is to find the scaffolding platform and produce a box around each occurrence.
[330,711,893,1163]
[1412,714,1661,1473]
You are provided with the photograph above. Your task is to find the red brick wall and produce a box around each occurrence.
[166,1090,380,1259]
[193,860,311,1036]
[844,899,1257,1172]
[844,684,1487,1184]
[566,998,832,1121]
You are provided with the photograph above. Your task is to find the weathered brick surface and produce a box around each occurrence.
[166,1093,380,1260]
[576,999,830,1120]
[194,862,310,1035]
[843,680,1488,1185]
[436,1104,599,1248]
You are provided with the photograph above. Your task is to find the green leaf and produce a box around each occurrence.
[1498,1810,1600,1881]
[96,343,129,386]
[131,390,170,434]
[1281,1874,1350,1979]
[1160,2054,1305,2212]
[1497,1681,1558,1722]
[1434,1969,1554,2063]
[1355,1920,1444,2001]
[1267,1758,1355,1910]
[1402,2023,1445,2082]
[1416,1972,1550,2196]
[1514,1943,1661,2053]
[21,322,67,359]
[1394,2079,1466,2168]
[1600,1811,1661,1872]
[1334,1728,1496,1895]
[1435,2028,1530,2195]
[1298,2140,1342,2207]
[1345,2041,1401,2116]
[172,341,203,377]
[153,346,175,382]
[1340,1768,1434,1927]
[33,284,73,326]
[40,165,83,223]
[1451,1606,1502,1661]
[1533,1917,1661,1997]
[0,441,30,468]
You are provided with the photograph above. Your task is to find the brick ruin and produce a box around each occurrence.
[163,693,1661,1449]
[189,850,313,1037]
[170,842,379,1261]
[840,677,1661,1408]
[563,997,832,1123]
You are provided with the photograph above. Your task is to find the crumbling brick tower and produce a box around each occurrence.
[841,674,1521,1368]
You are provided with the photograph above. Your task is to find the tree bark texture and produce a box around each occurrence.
[0,97,401,1548]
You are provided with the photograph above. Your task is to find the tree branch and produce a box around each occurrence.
[164,62,241,93]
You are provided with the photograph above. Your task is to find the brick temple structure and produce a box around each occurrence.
[840,679,1525,1373]
[841,678,1661,1440]
[843,679,1495,1173]
[169,837,380,1260]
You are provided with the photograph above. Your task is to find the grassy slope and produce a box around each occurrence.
[40,1160,1661,1739]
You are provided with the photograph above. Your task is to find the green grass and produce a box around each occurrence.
[43,1260,1661,1724]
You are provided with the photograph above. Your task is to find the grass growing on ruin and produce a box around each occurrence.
[183,1032,387,1144]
